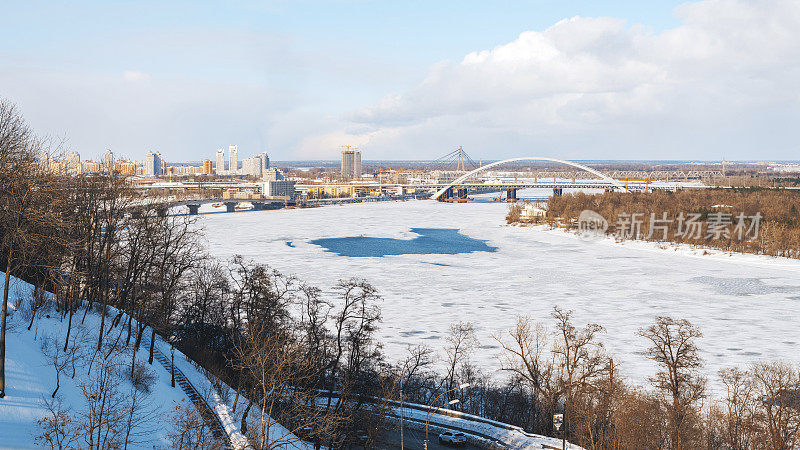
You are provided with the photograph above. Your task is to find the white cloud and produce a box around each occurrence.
[334,0,800,160]
[123,70,150,82]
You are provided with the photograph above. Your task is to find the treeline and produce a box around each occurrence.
[509,190,800,258]
[399,313,800,449]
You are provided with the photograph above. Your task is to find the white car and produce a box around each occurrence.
[438,431,467,446]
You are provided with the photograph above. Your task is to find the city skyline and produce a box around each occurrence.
[2,0,800,161]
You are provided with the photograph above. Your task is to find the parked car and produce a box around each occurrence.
[438,431,467,446]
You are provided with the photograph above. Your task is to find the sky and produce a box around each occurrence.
[1,0,799,162]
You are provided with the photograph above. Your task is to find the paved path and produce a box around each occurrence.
[147,338,233,449]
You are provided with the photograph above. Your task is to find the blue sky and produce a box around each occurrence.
[1,0,798,161]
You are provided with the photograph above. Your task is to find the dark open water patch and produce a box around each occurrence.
[310,228,497,257]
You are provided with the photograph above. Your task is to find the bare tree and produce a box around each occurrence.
[638,316,706,450]
[612,387,668,449]
[751,361,800,449]
[551,307,609,444]
[168,399,221,449]
[145,213,202,365]
[234,320,339,449]
[444,321,479,396]
[40,335,72,398]
[318,278,382,447]
[495,316,556,432]
[0,98,61,398]
[35,397,83,449]
[397,343,435,397]
[712,367,758,449]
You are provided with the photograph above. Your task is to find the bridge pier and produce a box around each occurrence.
[187,204,200,215]
[553,187,563,197]
[438,187,454,202]
[224,202,237,212]
[251,201,265,211]
[457,188,468,200]
[506,188,517,202]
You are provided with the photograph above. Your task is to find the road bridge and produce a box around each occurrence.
[129,197,289,215]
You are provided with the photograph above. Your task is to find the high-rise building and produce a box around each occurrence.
[215,148,225,174]
[340,147,361,178]
[67,152,81,174]
[263,167,284,181]
[259,152,270,174]
[103,149,114,173]
[242,156,263,177]
[145,151,162,176]
[203,159,213,174]
[38,149,51,170]
[229,145,238,175]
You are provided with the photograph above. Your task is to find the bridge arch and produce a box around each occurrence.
[431,157,627,200]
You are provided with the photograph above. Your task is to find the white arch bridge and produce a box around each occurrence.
[431,157,629,201]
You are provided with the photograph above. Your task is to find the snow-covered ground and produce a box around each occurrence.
[196,200,800,394]
[0,272,257,449]
[0,274,190,448]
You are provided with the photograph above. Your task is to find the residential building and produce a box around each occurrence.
[117,160,138,175]
[215,148,225,174]
[49,160,66,175]
[38,150,51,170]
[203,159,213,174]
[145,151,162,176]
[82,161,101,173]
[259,152,270,173]
[263,180,296,198]
[103,149,114,173]
[341,148,362,178]
[242,156,263,177]
[229,145,238,175]
[67,152,81,174]
[263,167,284,181]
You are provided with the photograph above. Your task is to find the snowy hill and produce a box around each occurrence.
[0,272,254,449]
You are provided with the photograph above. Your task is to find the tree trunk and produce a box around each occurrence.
[148,328,155,365]
[97,255,110,351]
[232,384,240,413]
[27,304,37,331]
[51,369,60,398]
[241,398,253,435]
[134,320,144,351]
[125,315,132,346]
[0,256,13,398]
[130,335,138,379]
[63,302,75,353]
[97,293,106,351]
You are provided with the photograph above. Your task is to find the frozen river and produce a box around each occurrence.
[197,200,800,391]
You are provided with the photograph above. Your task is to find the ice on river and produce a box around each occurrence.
[196,200,800,393]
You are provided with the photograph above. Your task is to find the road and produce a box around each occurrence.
[370,425,480,450]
